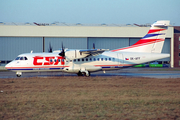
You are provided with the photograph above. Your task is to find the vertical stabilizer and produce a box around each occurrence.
[112,20,170,53]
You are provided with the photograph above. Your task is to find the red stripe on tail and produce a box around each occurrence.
[111,39,164,52]
[147,29,166,34]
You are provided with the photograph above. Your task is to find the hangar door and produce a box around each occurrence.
[88,37,129,50]
[45,37,87,52]
[158,38,171,61]
[0,37,42,62]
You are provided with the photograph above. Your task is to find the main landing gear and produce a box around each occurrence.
[77,71,90,77]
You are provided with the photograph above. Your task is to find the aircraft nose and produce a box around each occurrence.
[5,63,12,70]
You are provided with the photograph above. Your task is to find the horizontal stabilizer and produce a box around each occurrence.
[153,20,170,27]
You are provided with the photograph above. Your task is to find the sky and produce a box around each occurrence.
[0,0,180,25]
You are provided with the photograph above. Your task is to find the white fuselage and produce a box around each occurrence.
[5,51,170,74]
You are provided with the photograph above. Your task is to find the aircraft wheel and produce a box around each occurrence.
[77,72,83,76]
[16,72,22,77]
[84,71,90,77]
[16,74,21,77]
[77,71,90,77]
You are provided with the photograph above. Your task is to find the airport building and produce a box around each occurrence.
[174,26,180,67]
[0,22,178,68]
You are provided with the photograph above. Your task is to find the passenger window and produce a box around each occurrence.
[24,57,28,60]
[105,58,107,61]
[90,58,92,61]
[101,58,103,61]
[58,59,61,62]
[94,58,96,61]
[74,59,76,62]
[109,58,111,61]
[54,59,57,62]
[97,58,100,61]
[82,58,84,61]
[15,57,20,60]
[113,58,115,61]
[78,59,80,62]
[86,58,88,61]
[50,59,53,62]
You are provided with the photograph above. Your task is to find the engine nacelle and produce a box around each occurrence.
[63,65,102,73]
[65,50,87,60]
[63,66,80,73]
[85,66,102,72]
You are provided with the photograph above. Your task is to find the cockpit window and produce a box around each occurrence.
[15,56,28,60]
[15,57,20,60]
[20,57,24,60]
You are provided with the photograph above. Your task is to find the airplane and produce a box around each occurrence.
[33,22,49,26]
[134,23,151,27]
[5,20,170,77]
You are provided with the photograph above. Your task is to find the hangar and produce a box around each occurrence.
[0,22,175,67]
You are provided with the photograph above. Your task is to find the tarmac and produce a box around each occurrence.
[1,67,180,78]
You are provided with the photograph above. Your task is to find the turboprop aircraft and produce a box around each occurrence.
[5,20,170,77]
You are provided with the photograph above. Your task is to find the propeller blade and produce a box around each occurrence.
[59,42,65,57]
[48,42,53,53]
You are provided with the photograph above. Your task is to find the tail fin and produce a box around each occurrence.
[112,20,170,53]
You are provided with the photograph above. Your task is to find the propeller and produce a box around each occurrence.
[59,42,65,57]
[93,43,95,49]
[48,42,53,53]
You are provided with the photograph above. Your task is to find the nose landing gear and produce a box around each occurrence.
[16,72,22,77]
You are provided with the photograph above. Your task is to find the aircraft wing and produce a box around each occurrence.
[79,49,109,56]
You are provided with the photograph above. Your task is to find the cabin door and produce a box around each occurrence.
[117,53,124,67]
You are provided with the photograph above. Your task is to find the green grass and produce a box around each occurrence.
[0,77,180,119]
